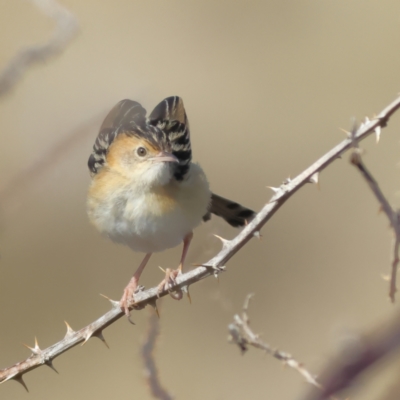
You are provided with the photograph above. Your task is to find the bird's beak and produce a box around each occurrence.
[150,151,179,163]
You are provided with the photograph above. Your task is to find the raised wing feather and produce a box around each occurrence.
[148,96,191,181]
[88,100,147,176]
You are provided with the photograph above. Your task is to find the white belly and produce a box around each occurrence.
[109,195,201,252]
[88,163,210,254]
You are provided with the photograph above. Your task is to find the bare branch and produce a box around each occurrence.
[228,294,321,388]
[141,308,173,400]
[349,149,400,302]
[1,94,400,389]
[0,0,79,97]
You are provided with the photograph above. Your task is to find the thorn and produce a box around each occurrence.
[93,330,109,349]
[308,172,319,185]
[213,234,230,247]
[22,337,42,355]
[0,373,17,385]
[45,360,59,374]
[99,293,120,308]
[360,116,372,130]
[64,321,76,338]
[283,177,292,185]
[267,186,280,194]
[340,127,352,138]
[373,114,388,128]
[21,344,31,352]
[244,293,255,310]
[33,337,40,353]
[375,125,381,143]
[149,300,160,318]
[158,266,166,273]
[81,330,94,346]
[253,230,262,240]
[13,375,28,392]
[197,263,225,274]
[182,285,192,304]
[214,266,226,280]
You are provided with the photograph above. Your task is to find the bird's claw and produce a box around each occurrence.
[157,268,183,300]
[120,284,146,318]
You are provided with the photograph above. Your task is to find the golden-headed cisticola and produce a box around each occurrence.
[87,97,255,316]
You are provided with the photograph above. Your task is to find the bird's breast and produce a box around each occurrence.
[87,164,210,253]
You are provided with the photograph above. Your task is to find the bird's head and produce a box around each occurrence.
[106,132,179,187]
[88,98,192,182]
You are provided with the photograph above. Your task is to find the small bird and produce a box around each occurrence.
[87,96,255,316]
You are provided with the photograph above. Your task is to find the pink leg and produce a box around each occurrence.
[157,232,193,299]
[178,231,193,272]
[120,253,152,316]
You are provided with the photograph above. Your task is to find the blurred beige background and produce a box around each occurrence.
[1,1,400,399]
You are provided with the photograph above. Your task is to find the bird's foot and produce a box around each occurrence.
[120,280,145,317]
[157,268,183,300]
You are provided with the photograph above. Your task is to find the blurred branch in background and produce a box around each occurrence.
[299,134,400,400]
[350,148,400,303]
[1,93,399,390]
[141,307,173,400]
[0,0,78,97]
[0,117,96,211]
[228,294,321,388]
[302,309,400,400]
[298,127,400,400]
[0,0,79,211]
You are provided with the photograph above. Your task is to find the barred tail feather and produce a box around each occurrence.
[207,193,256,227]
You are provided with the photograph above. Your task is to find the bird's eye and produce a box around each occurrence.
[136,147,147,157]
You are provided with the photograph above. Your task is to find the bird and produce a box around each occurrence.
[87,96,255,316]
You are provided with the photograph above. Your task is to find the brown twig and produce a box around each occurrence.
[228,294,321,388]
[349,149,400,302]
[0,0,78,97]
[1,94,400,390]
[141,308,173,400]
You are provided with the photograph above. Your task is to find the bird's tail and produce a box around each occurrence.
[204,193,256,227]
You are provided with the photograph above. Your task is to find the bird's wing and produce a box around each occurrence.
[148,96,192,181]
[88,100,147,176]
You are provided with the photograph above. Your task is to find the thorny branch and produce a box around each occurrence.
[1,94,400,390]
[0,0,78,96]
[141,308,173,400]
[228,294,321,388]
[349,148,400,302]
